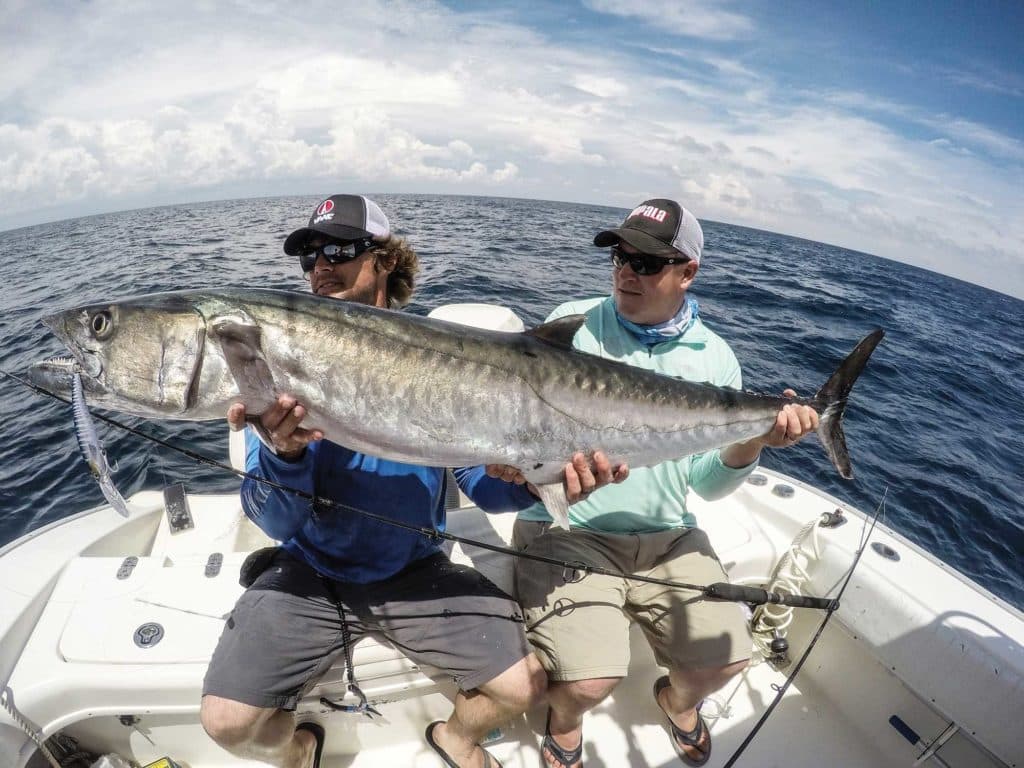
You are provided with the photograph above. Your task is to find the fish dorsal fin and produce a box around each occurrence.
[525,315,585,349]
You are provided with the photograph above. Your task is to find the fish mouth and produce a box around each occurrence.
[37,311,105,390]
[27,356,76,394]
[28,354,107,396]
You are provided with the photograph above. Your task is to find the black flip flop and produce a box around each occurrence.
[653,676,711,766]
[541,707,583,767]
[425,720,504,768]
[295,721,325,768]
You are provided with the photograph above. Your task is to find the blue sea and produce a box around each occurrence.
[0,194,1021,609]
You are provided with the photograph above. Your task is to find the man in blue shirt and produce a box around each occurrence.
[200,194,624,768]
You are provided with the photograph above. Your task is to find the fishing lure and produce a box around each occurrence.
[71,370,131,517]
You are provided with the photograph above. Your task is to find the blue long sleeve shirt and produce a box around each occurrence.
[240,430,537,583]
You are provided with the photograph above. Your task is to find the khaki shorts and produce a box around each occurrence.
[513,521,751,681]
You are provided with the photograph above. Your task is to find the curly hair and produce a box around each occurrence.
[371,234,419,308]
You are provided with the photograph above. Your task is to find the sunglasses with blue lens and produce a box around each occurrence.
[299,239,375,272]
[610,244,689,276]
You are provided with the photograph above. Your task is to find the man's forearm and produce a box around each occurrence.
[720,438,764,469]
[240,444,317,541]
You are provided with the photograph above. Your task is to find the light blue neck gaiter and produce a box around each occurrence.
[614,296,699,346]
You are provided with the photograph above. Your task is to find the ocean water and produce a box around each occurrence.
[0,194,1021,610]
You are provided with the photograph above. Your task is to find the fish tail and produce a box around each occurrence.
[813,329,885,479]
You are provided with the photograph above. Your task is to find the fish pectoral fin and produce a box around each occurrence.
[533,482,572,531]
[210,318,277,403]
[210,317,264,360]
[525,315,586,349]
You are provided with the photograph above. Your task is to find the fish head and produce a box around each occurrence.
[33,294,207,416]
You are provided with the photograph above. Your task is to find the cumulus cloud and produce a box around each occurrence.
[0,0,1020,297]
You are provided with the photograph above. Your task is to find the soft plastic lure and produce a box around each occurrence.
[71,371,130,517]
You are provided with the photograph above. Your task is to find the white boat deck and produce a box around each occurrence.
[2,469,1021,768]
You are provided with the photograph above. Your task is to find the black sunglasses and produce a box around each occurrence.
[299,239,375,272]
[610,245,689,276]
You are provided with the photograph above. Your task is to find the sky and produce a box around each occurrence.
[2,0,1022,297]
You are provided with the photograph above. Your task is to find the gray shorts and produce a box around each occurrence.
[203,550,531,710]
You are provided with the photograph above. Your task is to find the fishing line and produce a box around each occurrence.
[0,365,836,607]
[721,488,888,767]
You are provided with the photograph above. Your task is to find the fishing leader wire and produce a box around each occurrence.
[0,365,838,609]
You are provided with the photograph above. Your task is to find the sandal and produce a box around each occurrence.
[295,722,325,768]
[425,720,504,768]
[653,676,711,766]
[541,707,583,768]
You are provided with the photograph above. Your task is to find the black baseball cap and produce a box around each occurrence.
[283,194,391,255]
[594,198,704,263]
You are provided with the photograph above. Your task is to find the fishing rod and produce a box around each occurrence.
[0,365,837,610]
[721,489,887,767]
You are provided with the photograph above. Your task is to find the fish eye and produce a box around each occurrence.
[90,311,114,339]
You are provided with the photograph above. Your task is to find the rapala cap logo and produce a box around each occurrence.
[628,204,668,223]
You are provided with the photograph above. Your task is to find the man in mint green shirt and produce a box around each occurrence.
[513,199,818,768]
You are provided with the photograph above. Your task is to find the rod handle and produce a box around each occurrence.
[705,582,838,610]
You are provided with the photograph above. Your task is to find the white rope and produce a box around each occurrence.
[738,516,823,663]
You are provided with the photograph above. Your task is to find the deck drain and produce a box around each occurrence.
[746,474,768,486]
[772,484,794,498]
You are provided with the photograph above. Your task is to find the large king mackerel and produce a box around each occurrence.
[29,288,884,527]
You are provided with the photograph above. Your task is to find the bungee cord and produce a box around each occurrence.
[721,490,886,767]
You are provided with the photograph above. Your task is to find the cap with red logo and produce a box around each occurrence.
[283,194,391,255]
[594,198,704,263]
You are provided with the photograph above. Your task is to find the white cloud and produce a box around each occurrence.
[573,74,628,99]
[939,64,1024,99]
[582,0,753,40]
[819,88,1024,162]
[929,117,1024,161]
[0,0,1020,298]
[682,172,754,208]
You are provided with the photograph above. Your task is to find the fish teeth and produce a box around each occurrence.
[45,355,79,369]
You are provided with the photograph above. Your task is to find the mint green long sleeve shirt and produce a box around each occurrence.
[517,296,758,532]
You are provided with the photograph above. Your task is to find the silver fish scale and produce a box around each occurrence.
[249,294,787,479]
[294,314,547,469]
[45,289,816,487]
